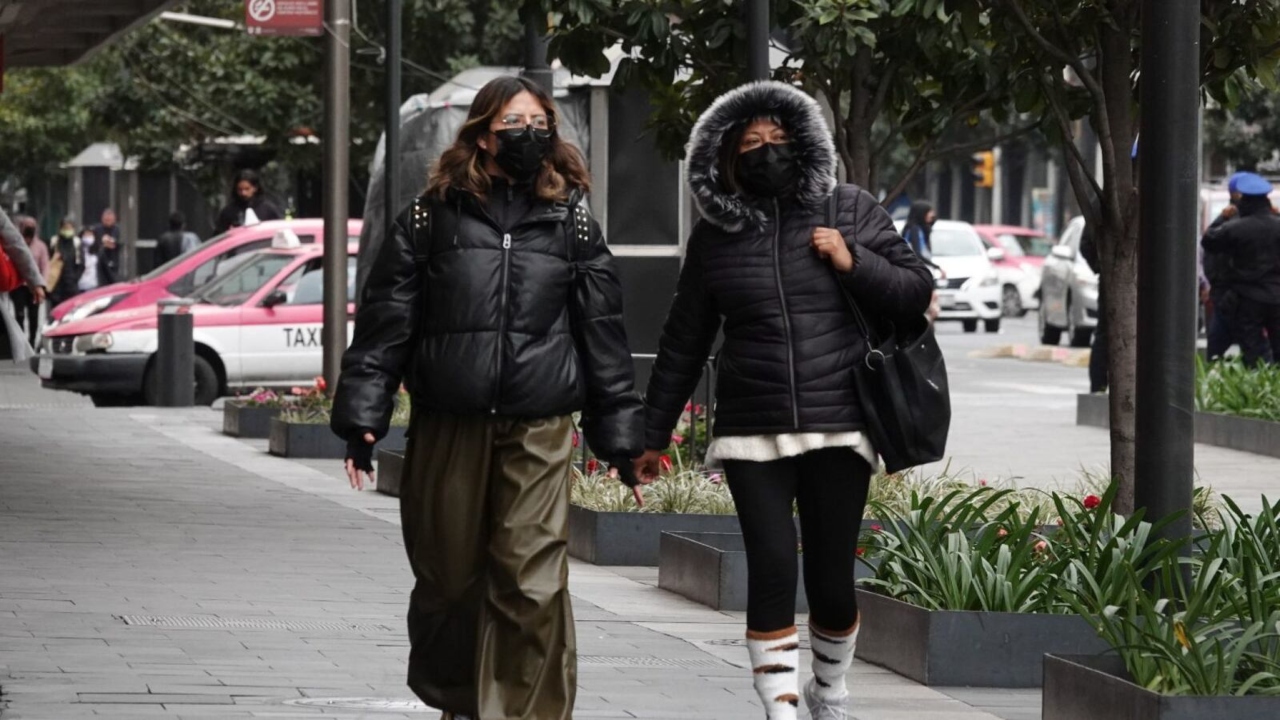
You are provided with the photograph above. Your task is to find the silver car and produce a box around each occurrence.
[1038,216,1099,347]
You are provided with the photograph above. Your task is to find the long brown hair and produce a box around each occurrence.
[426,76,590,202]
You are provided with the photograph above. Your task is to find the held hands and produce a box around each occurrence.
[812,227,854,272]
[344,432,376,490]
[607,456,648,508]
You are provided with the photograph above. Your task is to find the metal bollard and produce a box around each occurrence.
[155,298,196,407]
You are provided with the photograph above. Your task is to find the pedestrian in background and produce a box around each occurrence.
[331,75,644,720]
[1079,204,1108,393]
[155,211,200,265]
[638,81,932,720]
[0,208,46,362]
[214,169,282,234]
[9,215,49,346]
[93,208,120,286]
[1201,173,1252,361]
[47,218,83,308]
[902,199,937,260]
[1202,173,1280,365]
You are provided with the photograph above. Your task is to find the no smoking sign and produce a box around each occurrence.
[245,0,322,37]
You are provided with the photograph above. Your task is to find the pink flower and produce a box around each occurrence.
[1034,540,1048,552]
[1083,495,1102,510]
[997,528,1008,538]
[572,433,580,449]
[314,376,327,393]
[290,387,306,396]
[708,473,723,484]
[693,404,704,415]
[979,479,988,487]
[585,458,599,474]
[856,547,866,557]
[871,524,883,532]
[684,401,694,412]
[671,433,685,444]
[659,455,674,473]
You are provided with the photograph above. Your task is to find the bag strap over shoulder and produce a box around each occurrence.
[826,185,876,345]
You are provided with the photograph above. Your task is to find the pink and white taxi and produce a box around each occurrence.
[33,235,357,407]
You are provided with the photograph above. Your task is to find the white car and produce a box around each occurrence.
[898,220,1003,333]
[1038,216,1099,347]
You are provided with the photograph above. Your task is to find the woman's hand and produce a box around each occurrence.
[344,432,377,490]
[634,449,664,484]
[812,227,854,272]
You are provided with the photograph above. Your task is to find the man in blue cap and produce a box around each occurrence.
[1202,172,1280,365]
[1201,172,1253,360]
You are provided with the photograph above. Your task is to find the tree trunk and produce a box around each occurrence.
[1105,223,1139,516]
[843,47,875,188]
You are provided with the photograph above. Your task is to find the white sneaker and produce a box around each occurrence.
[804,677,850,719]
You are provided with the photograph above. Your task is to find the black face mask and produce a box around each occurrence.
[21,227,35,240]
[491,127,552,183]
[736,143,799,198]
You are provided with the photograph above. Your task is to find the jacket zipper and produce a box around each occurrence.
[772,199,800,429]
[492,231,512,414]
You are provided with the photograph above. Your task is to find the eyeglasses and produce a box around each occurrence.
[493,113,553,132]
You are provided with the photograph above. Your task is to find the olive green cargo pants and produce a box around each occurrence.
[399,413,577,720]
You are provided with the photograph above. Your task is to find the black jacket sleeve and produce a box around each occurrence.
[330,207,420,442]
[643,225,723,451]
[572,211,645,461]
[1201,221,1233,253]
[840,187,934,325]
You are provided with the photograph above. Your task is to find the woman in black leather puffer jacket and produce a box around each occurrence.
[330,76,643,720]
[637,82,933,720]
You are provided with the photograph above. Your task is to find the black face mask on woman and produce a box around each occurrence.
[491,127,552,183]
[736,142,798,198]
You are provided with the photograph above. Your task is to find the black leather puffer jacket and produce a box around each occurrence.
[1202,196,1280,304]
[644,81,934,450]
[331,180,644,460]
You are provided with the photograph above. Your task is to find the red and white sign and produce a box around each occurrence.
[245,0,323,37]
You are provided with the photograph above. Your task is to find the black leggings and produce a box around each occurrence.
[723,447,872,633]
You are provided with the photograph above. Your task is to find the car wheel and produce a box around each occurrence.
[90,393,141,408]
[1038,304,1063,346]
[985,318,1002,333]
[1001,285,1024,318]
[962,319,979,333]
[143,355,221,406]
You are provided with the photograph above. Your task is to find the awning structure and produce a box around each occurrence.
[0,0,178,67]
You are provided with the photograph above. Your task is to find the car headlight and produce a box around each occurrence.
[65,294,127,323]
[73,332,114,353]
[978,269,1000,287]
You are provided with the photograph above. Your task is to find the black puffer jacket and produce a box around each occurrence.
[1202,196,1280,304]
[644,81,933,450]
[331,179,644,460]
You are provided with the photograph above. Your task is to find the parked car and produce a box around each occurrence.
[905,220,1003,333]
[47,219,362,327]
[33,242,357,407]
[1038,216,1098,347]
[974,224,1053,317]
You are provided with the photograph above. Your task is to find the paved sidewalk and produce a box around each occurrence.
[0,369,1033,720]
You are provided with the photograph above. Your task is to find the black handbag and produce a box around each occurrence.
[826,189,951,473]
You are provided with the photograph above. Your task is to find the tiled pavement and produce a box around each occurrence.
[0,366,1036,720]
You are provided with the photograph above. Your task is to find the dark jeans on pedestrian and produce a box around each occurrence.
[723,448,872,634]
[1090,285,1109,393]
[1233,295,1280,366]
[9,287,39,347]
[1206,289,1235,360]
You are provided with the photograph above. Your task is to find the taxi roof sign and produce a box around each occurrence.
[271,229,302,249]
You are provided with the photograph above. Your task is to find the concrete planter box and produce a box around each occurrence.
[1043,654,1280,720]
[268,418,406,459]
[658,528,878,612]
[376,449,406,498]
[568,506,742,567]
[1078,393,1280,459]
[222,401,282,439]
[855,591,1109,687]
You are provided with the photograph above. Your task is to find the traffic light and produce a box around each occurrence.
[972,150,995,189]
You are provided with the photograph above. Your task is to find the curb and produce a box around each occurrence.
[968,344,1091,367]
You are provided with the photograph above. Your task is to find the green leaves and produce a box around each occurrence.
[1196,357,1280,422]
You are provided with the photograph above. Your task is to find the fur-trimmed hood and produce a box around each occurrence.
[685,81,837,233]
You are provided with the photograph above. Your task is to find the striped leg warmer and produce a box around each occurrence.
[809,621,859,702]
[746,627,800,720]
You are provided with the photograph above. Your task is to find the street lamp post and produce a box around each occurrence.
[322,0,352,393]
[1134,0,1200,551]
[746,0,769,82]
[385,0,402,269]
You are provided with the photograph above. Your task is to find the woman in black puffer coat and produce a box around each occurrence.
[636,82,933,720]
[331,76,644,720]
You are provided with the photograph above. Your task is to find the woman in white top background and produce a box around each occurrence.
[636,81,932,720]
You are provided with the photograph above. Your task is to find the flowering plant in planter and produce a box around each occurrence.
[278,377,411,427]
[237,387,287,407]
